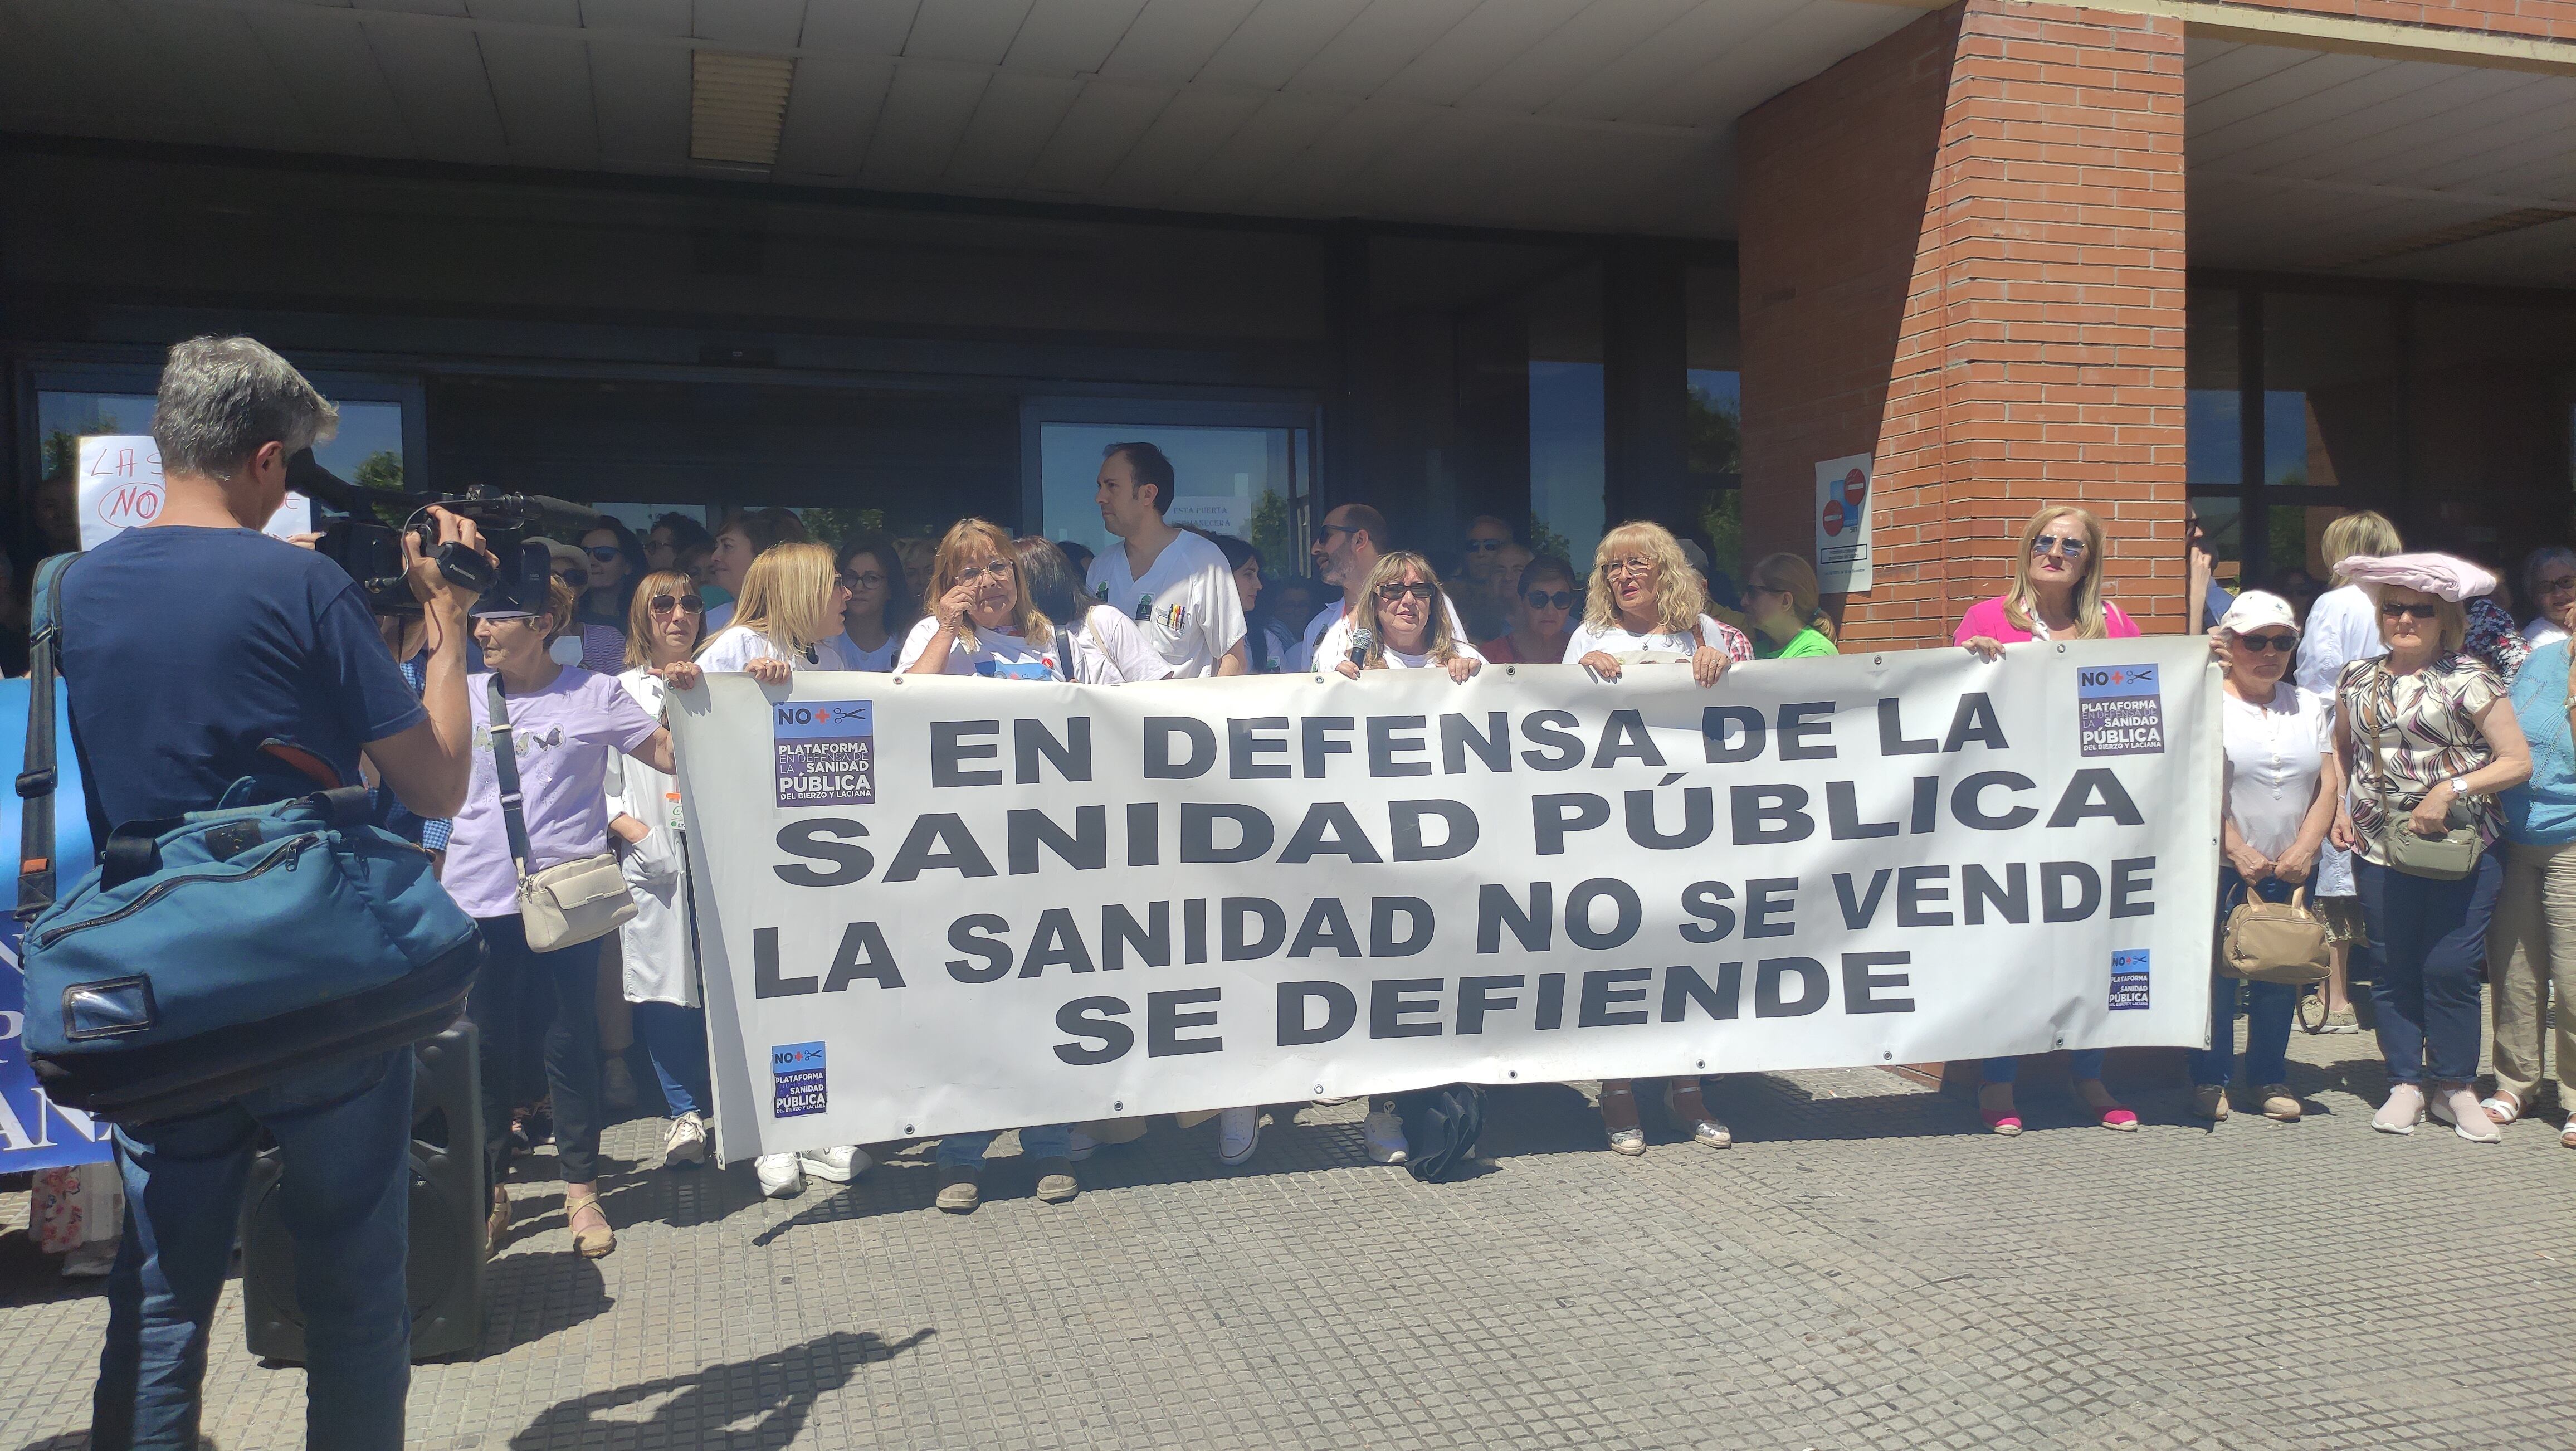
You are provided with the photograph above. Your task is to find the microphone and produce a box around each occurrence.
[1348,627,1375,669]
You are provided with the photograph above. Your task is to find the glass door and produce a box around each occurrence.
[1022,397,1315,572]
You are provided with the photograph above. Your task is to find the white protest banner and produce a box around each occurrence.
[1814,452,1874,593]
[671,640,2219,1160]
[76,434,311,549]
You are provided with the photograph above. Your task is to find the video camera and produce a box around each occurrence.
[289,451,596,619]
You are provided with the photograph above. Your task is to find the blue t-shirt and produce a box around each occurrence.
[2502,639,2576,846]
[58,526,427,826]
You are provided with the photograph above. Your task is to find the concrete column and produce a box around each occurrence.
[1737,0,2188,648]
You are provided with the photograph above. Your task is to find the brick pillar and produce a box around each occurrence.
[1737,0,2187,649]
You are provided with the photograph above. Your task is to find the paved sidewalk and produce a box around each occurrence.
[4,1024,2569,1450]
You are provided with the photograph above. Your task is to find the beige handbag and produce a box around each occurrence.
[489,679,637,953]
[2218,883,2332,986]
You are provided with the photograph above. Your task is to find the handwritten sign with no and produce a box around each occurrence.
[76,434,314,549]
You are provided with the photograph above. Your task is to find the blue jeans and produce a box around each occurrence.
[2355,853,2502,1084]
[1984,1050,2103,1084]
[632,1000,711,1119]
[94,1050,414,1451]
[936,1123,1074,1169]
[2194,870,2298,1088]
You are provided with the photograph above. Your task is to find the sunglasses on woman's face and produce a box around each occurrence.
[1523,589,1575,610]
[2236,632,2296,653]
[586,545,623,563]
[1376,582,1437,603]
[2380,602,2438,620]
[650,594,705,616]
[2030,535,2088,558]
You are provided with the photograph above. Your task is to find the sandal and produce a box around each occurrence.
[2563,1112,2576,1149]
[564,1189,616,1259]
[2481,1089,2525,1126]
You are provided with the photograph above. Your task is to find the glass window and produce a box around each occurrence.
[2187,288,2242,490]
[1529,264,1605,567]
[35,389,408,552]
[1037,423,1307,568]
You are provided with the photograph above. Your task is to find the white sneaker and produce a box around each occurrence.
[661,1112,707,1168]
[1217,1106,1260,1165]
[755,1152,805,1198]
[2428,1087,2502,1143]
[1363,1109,1409,1165]
[1067,1128,1098,1162]
[2372,1083,2424,1136]
[797,1145,869,1183]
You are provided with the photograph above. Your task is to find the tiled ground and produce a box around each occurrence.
[4,1021,2570,1450]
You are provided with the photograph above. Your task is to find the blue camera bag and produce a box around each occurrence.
[15,553,484,1122]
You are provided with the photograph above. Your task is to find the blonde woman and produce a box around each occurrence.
[1334,552,1485,683]
[1563,520,1750,686]
[673,543,867,1199]
[695,541,851,685]
[1955,505,2139,660]
[898,518,1066,681]
[2297,510,2402,1026]
[1744,553,1838,659]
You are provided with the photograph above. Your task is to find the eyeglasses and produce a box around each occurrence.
[2030,535,2089,558]
[586,545,623,563]
[1465,538,1505,553]
[1603,558,1657,578]
[2538,574,2576,596]
[841,571,886,591]
[1376,581,1437,603]
[2379,601,2439,620]
[954,561,1014,585]
[1523,589,1575,610]
[649,594,704,616]
[553,568,588,588]
[2236,632,2296,653]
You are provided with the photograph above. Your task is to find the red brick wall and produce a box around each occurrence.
[1738,0,2188,650]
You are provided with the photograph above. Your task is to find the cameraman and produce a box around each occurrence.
[57,336,485,1451]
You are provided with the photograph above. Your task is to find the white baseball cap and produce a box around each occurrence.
[2214,590,2299,636]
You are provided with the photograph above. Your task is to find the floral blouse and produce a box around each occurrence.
[2338,652,2506,863]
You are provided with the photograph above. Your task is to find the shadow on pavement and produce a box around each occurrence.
[473,1245,612,1356]
[507,1327,933,1450]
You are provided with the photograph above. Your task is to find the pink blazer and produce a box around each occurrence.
[1953,595,2141,645]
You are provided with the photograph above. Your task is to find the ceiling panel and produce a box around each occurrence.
[1020,80,1170,194]
[2188,50,2393,136]
[901,0,1036,66]
[475,30,602,168]
[1546,0,1802,123]
[797,0,916,55]
[1088,86,1266,206]
[2200,65,2535,174]
[1285,0,1482,100]
[0,0,206,138]
[1095,0,1258,85]
[770,52,894,177]
[130,2,315,148]
[356,1,473,16]
[691,0,803,47]
[1196,0,1369,90]
[247,9,414,154]
[578,0,689,37]
[860,62,991,183]
[1462,0,1700,116]
[1374,0,1589,107]
[943,70,1086,188]
[462,0,579,24]
[363,20,510,161]
[1002,0,1150,77]
[1163,89,1353,210]
[588,35,690,168]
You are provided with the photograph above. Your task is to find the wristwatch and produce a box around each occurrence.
[2450,775,2470,799]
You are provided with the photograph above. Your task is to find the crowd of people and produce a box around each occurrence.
[25,335,2576,1450]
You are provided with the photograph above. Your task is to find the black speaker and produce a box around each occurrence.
[241,1022,486,1362]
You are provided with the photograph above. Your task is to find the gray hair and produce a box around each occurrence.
[2521,546,2576,615]
[152,335,338,479]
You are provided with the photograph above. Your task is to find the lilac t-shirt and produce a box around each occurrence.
[444,668,661,919]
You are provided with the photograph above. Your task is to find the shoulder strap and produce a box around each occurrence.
[486,676,535,879]
[16,554,76,919]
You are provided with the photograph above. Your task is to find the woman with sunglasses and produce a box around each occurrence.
[1744,553,1839,660]
[1955,505,2139,662]
[1333,552,1484,683]
[1478,554,1577,666]
[578,520,645,632]
[2520,547,2576,649]
[2197,593,2339,1124]
[453,578,680,1260]
[1955,505,2141,1132]
[2330,556,2531,1141]
[824,531,916,673]
[609,571,718,1170]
